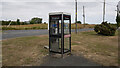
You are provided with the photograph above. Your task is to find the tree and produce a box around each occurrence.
[17,19,20,25]
[76,21,81,24]
[30,17,42,24]
[116,14,120,28]
[44,22,46,24]
[1,20,5,25]
[21,22,28,25]
[11,21,17,25]
[2,20,10,25]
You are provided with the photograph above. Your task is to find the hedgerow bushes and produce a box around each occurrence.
[94,22,117,36]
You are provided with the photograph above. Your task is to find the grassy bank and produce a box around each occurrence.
[2,31,118,66]
[2,24,95,30]
[2,24,48,30]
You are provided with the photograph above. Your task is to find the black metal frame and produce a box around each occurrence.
[49,13,71,57]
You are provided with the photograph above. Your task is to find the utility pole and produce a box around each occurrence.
[103,0,105,22]
[75,0,77,34]
[83,6,85,28]
[116,5,119,28]
[117,5,119,16]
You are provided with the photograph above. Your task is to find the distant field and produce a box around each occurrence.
[2,24,95,30]
[71,24,95,29]
[2,24,48,30]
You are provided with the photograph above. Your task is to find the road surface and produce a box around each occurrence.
[2,28,94,39]
[39,54,100,66]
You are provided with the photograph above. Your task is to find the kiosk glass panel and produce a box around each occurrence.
[50,20,62,53]
[64,20,69,34]
[64,20,70,52]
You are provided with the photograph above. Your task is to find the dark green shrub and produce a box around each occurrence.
[21,22,28,25]
[94,22,117,36]
[76,21,82,24]
[32,27,37,29]
[24,27,32,30]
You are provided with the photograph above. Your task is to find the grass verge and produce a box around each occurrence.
[72,31,118,66]
[2,31,118,66]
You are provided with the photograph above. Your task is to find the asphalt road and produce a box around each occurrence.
[2,28,94,39]
[39,54,100,66]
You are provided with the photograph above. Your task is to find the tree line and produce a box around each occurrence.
[1,15,119,26]
[0,17,42,25]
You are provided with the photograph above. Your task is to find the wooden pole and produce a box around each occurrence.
[83,6,85,28]
[75,0,77,34]
[103,0,105,22]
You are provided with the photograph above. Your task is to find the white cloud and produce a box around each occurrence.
[2,0,119,2]
[0,2,2,20]
[118,1,120,10]
[1,1,118,24]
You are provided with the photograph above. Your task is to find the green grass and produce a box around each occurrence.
[71,31,118,66]
[2,31,118,66]
[2,35,48,66]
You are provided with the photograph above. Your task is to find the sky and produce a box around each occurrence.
[0,0,120,24]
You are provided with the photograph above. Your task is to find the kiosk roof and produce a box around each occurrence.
[49,12,71,15]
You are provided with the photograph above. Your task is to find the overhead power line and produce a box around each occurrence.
[96,0,117,7]
[105,3,116,6]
